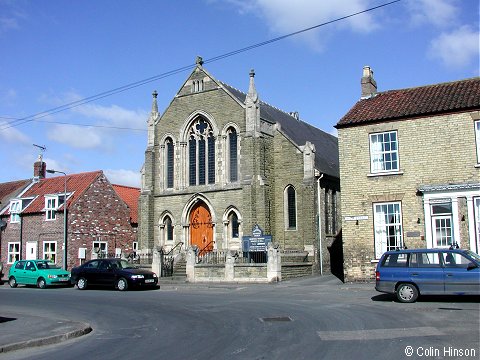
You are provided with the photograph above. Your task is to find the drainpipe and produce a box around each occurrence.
[317,173,324,275]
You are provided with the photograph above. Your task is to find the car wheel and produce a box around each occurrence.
[77,277,88,290]
[116,277,128,291]
[8,276,18,288]
[37,277,47,289]
[396,283,419,303]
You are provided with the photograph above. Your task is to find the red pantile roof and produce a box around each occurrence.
[112,184,140,224]
[336,77,480,128]
[21,171,102,214]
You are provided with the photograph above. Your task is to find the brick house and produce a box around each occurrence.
[336,67,480,281]
[0,158,139,272]
[139,59,341,275]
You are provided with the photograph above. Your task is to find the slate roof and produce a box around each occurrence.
[221,82,339,178]
[112,184,140,224]
[0,179,31,212]
[19,171,102,214]
[336,77,480,128]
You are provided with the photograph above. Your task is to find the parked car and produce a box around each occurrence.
[8,260,71,289]
[375,248,480,302]
[70,258,158,291]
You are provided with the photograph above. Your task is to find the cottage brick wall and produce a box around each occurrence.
[0,173,137,273]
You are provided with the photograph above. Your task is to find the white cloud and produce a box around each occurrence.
[0,120,30,144]
[428,25,479,68]
[226,0,378,50]
[74,103,147,129]
[47,124,103,149]
[405,0,459,28]
[104,169,141,187]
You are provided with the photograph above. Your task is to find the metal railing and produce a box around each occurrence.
[160,242,184,277]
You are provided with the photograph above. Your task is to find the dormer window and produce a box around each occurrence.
[9,200,21,223]
[45,194,67,221]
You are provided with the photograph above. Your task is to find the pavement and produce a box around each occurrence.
[0,313,92,354]
[0,275,357,354]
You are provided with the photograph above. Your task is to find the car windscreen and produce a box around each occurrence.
[464,250,480,263]
[119,259,137,269]
[36,261,61,269]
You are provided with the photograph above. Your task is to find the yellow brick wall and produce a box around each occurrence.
[338,111,479,281]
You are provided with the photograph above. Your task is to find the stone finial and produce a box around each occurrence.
[196,56,204,66]
[361,66,377,99]
[247,68,258,103]
[151,90,158,113]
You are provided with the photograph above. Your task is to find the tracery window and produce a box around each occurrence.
[188,118,215,186]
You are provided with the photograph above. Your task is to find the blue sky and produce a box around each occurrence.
[0,0,478,186]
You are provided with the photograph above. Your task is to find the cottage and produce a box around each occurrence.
[336,67,480,281]
[0,157,139,271]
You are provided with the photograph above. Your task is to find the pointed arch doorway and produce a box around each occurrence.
[190,201,214,254]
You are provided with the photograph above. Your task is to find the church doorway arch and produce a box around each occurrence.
[189,201,214,254]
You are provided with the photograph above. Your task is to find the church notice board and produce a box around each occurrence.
[242,224,272,252]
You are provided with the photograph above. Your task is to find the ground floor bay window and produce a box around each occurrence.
[373,202,403,259]
[420,184,480,254]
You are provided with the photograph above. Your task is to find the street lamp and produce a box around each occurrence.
[46,169,68,270]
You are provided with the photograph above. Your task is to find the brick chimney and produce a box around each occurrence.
[361,66,377,99]
[33,155,46,179]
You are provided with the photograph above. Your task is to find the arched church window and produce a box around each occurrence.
[228,211,239,238]
[285,185,297,230]
[228,127,238,182]
[188,117,215,186]
[165,138,174,188]
[164,216,173,242]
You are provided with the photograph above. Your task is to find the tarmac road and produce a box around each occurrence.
[0,276,478,360]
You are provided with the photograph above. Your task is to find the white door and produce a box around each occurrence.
[26,242,37,260]
[432,215,453,248]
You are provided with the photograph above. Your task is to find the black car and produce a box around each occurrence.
[70,258,158,291]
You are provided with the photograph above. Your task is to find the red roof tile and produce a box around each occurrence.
[21,171,102,214]
[112,184,140,224]
[336,77,480,128]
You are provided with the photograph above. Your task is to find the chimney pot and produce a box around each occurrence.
[361,66,377,99]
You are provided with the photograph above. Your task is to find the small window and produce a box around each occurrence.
[369,131,399,173]
[15,261,26,270]
[8,242,20,263]
[93,241,108,258]
[228,212,239,238]
[43,241,57,263]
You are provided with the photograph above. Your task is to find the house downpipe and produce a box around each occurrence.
[317,173,324,275]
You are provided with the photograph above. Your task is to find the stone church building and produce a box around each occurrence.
[138,59,340,275]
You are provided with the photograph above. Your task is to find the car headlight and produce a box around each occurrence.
[48,275,58,279]
[130,275,144,279]
[153,273,158,278]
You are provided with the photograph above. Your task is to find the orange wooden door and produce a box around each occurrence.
[190,202,213,254]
